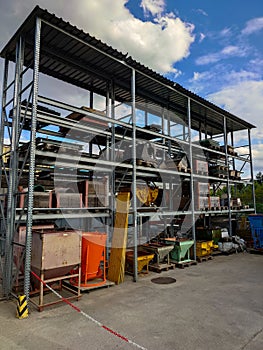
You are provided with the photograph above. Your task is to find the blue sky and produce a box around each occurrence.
[0,0,262,173]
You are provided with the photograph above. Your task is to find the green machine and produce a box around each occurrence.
[163,238,195,263]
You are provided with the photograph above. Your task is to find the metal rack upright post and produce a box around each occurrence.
[0,6,256,300]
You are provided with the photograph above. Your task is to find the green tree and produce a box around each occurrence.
[256,171,263,184]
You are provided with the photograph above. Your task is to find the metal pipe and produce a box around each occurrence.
[3,36,24,297]
[110,80,116,255]
[223,117,232,236]
[187,97,196,260]
[0,59,9,263]
[248,129,256,213]
[0,59,9,190]
[105,84,110,260]
[24,17,41,300]
[131,69,138,282]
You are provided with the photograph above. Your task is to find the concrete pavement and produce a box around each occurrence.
[0,252,262,350]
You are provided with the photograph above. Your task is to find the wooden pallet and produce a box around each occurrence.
[177,165,188,173]
[212,250,224,256]
[210,145,221,151]
[220,206,228,210]
[199,207,209,211]
[210,206,220,211]
[149,263,175,273]
[217,174,227,179]
[172,260,197,269]
[197,255,213,262]
[196,170,209,176]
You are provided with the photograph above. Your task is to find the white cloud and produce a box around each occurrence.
[191,71,210,83]
[196,45,247,65]
[0,0,195,76]
[226,70,260,82]
[140,0,165,16]
[195,9,208,17]
[207,80,263,174]
[221,45,240,55]
[207,80,263,136]
[65,1,195,74]
[219,27,232,37]
[250,143,263,173]
[199,33,206,43]
[242,17,263,35]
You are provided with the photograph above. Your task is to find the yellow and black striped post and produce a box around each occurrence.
[16,295,28,319]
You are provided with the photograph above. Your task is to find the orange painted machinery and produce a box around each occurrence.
[72,232,107,288]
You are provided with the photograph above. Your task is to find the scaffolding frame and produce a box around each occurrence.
[0,7,256,299]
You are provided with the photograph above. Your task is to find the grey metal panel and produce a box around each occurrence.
[0,6,255,135]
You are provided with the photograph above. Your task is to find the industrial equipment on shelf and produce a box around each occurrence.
[0,5,256,300]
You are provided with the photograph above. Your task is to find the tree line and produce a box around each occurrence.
[215,172,263,213]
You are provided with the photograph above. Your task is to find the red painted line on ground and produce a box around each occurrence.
[102,325,129,342]
[30,271,147,350]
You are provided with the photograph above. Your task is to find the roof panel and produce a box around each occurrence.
[0,5,255,134]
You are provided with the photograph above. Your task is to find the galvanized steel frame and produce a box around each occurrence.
[0,10,257,299]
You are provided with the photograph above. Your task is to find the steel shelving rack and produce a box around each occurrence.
[0,6,256,300]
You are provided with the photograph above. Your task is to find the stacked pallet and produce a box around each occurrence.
[77,178,109,208]
[209,164,228,178]
[209,196,220,210]
[229,169,241,180]
[220,145,238,156]
[194,181,210,211]
[199,139,221,150]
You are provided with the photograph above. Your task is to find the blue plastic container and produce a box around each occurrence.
[248,215,263,248]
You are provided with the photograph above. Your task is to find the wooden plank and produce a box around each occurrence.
[107,192,130,284]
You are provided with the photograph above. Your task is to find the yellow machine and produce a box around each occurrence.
[136,183,159,207]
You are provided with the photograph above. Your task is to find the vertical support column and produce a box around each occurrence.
[183,124,186,141]
[105,84,110,260]
[248,129,256,213]
[110,80,116,252]
[231,132,235,171]
[145,103,148,127]
[0,59,9,199]
[0,59,9,265]
[24,17,41,299]
[204,115,208,139]
[223,117,232,236]
[0,59,9,175]
[199,122,202,141]
[131,69,138,282]
[3,36,24,297]
[230,131,237,198]
[89,90,94,109]
[187,98,196,260]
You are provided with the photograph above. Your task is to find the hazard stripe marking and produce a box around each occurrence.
[31,271,148,350]
[18,296,27,306]
[17,305,28,317]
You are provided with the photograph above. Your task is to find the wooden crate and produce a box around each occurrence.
[193,159,208,174]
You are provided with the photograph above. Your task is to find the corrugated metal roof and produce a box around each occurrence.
[0,5,255,134]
